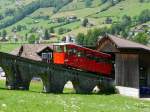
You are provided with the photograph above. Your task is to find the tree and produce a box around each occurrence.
[133,32,150,45]
[121,15,132,27]
[58,28,65,35]
[49,27,55,33]
[0,14,4,20]
[2,30,7,39]
[101,0,107,3]
[110,23,122,35]
[82,18,89,27]
[120,27,130,38]
[87,28,109,46]
[76,33,85,45]
[138,9,150,23]
[109,15,132,37]
[16,25,22,32]
[25,33,28,41]
[0,0,73,30]
[76,27,110,46]
[84,0,92,7]
[43,29,49,40]
[139,0,145,3]
[28,34,36,44]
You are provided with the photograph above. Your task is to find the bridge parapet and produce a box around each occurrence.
[0,52,114,94]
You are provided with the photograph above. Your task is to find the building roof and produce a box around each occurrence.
[98,34,150,53]
[11,44,53,61]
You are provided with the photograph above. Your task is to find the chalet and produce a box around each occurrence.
[11,44,53,63]
[105,17,113,24]
[62,35,76,43]
[97,34,150,98]
[129,23,150,36]
[67,16,77,22]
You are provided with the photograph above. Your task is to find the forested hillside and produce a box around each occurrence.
[0,0,149,49]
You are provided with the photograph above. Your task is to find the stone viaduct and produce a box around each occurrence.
[0,52,113,94]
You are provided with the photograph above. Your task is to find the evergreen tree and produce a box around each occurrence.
[76,33,85,45]
[101,0,107,3]
[84,0,92,7]
[121,15,132,27]
[28,34,36,44]
[138,9,150,23]
[133,33,150,45]
[44,29,49,40]
[49,27,55,33]
[82,18,89,27]
[58,28,65,35]
[2,30,7,39]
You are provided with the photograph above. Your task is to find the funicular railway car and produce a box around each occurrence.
[53,43,112,76]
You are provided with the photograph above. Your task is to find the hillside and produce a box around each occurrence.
[0,0,150,44]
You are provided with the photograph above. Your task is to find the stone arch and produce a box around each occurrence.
[50,75,68,93]
[39,73,51,93]
[93,85,100,93]
[29,77,44,93]
[97,79,115,94]
[71,76,98,94]
[0,65,19,90]
[63,80,75,93]
[0,67,6,89]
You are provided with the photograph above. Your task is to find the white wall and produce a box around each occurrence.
[116,86,139,98]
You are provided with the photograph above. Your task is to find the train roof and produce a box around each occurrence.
[53,43,111,58]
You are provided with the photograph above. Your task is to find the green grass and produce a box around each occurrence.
[0,80,150,112]
[0,0,150,49]
[59,0,102,12]
[0,43,21,53]
[93,0,150,19]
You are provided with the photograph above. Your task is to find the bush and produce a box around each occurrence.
[82,18,88,27]
[132,32,150,45]
[28,34,36,44]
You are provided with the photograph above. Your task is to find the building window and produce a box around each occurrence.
[42,53,47,59]
[42,52,52,63]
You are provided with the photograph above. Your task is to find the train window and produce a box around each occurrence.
[68,48,77,55]
[97,58,104,62]
[54,45,64,52]
[77,50,85,57]
[86,54,94,60]
[64,46,67,52]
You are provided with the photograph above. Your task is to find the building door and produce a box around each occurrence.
[139,66,148,87]
[139,66,150,97]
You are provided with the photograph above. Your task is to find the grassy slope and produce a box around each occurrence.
[2,7,54,36]
[0,0,35,13]
[46,0,150,35]
[0,0,107,37]
[0,0,150,47]
[93,0,150,19]
[0,80,150,112]
[0,43,22,53]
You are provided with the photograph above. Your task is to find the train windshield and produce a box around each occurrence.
[54,45,67,53]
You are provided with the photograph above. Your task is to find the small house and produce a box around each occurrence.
[97,34,150,98]
[11,44,53,63]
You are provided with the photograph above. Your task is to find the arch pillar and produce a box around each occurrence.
[98,79,115,93]
[40,74,51,93]
[47,70,68,93]
[72,76,98,94]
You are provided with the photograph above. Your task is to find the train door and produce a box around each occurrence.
[53,45,66,64]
